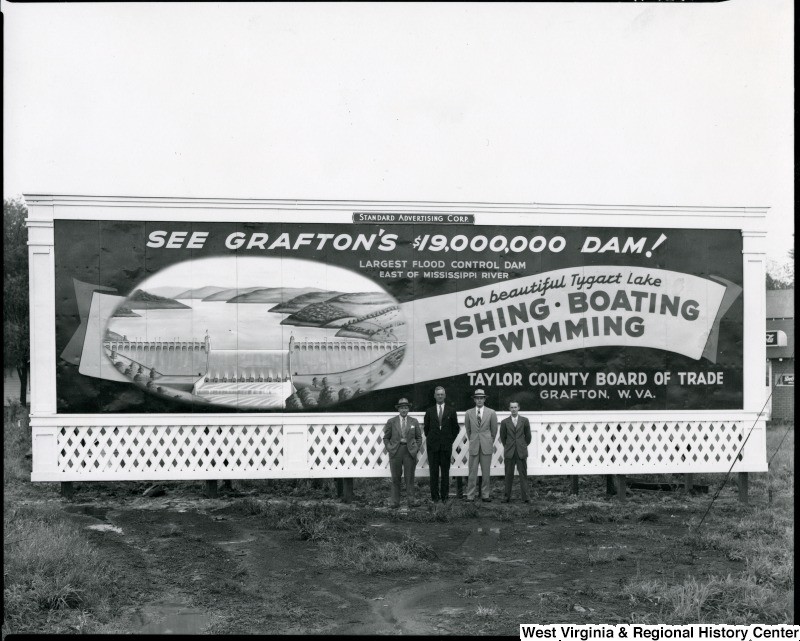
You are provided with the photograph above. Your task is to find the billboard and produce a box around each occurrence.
[54,220,743,413]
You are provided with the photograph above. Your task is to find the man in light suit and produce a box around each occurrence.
[383,397,423,508]
[499,401,532,503]
[423,386,461,503]
[464,388,497,502]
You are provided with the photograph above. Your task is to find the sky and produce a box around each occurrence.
[139,256,382,292]
[2,1,794,264]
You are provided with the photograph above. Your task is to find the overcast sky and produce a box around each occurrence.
[3,1,793,263]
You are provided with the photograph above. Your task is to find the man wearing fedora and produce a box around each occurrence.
[383,397,423,508]
[464,389,498,502]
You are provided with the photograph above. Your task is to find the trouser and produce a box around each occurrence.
[428,449,451,501]
[504,454,529,500]
[466,452,492,499]
[389,443,416,506]
[456,475,480,496]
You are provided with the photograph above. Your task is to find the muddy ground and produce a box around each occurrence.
[14,475,767,635]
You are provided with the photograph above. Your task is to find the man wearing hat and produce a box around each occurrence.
[464,389,498,502]
[383,397,423,508]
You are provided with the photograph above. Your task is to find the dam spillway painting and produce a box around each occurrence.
[103,256,407,409]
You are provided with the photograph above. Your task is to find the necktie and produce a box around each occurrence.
[477,410,482,423]
[438,404,443,424]
[401,417,406,439]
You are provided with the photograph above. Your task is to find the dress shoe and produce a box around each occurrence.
[482,497,492,502]
[465,497,475,502]
[502,498,510,503]
[523,498,530,503]
[408,500,420,508]
[390,503,400,509]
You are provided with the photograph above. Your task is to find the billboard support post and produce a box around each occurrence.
[737,472,749,505]
[569,476,579,496]
[615,475,627,502]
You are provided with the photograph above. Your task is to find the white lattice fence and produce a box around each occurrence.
[306,424,389,472]
[57,424,283,477]
[30,414,767,482]
[537,421,751,474]
[304,425,504,475]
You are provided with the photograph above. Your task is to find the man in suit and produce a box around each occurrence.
[423,386,461,503]
[499,401,532,503]
[383,397,423,508]
[464,388,498,502]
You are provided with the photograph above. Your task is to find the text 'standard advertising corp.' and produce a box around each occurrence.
[53,220,743,413]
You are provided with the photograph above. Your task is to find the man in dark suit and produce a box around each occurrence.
[383,397,423,508]
[423,386,461,503]
[499,400,532,503]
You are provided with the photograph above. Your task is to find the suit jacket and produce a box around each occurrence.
[499,415,532,459]
[464,406,498,456]
[423,403,460,454]
[383,415,422,458]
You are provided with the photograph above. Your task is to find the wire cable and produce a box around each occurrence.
[695,346,794,530]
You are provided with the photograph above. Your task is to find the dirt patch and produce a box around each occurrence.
[5,476,791,634]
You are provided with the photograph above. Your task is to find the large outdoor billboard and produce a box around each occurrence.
[54,220,743,413]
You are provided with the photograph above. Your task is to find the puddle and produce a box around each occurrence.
[135,602,211,634]
[64,504,110,521]
[481,555,527,564]
[216,538,256,546]
[459,522,504,558]
[87,523,124,534]
[438,607,466,615]
[475,527,501,536]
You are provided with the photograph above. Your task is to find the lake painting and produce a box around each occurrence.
[103,256,407,409]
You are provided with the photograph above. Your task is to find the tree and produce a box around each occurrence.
[766,249,794,290]
[766,272,792,290]
[285,393,303,410]
[318,386,338,407]
[4,198,29,405]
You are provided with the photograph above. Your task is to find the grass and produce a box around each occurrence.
[317,532,437,575]
[3,503,126,635]
[233,496,438,574]
[232,497,368,538]
[4,402,31,484]
[3,404,138,636]
[622,425,794,624]
[625,573,792,624]
[5,404,793,629]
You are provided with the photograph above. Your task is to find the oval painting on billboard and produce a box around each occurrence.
[103,256,406,410]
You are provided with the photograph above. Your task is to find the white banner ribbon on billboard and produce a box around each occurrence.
[378,266,740,389]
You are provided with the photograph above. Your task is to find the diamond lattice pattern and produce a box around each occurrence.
[539,422,745,468]
[58,425,283,474]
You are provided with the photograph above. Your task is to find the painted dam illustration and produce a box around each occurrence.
[103,257,407,409]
